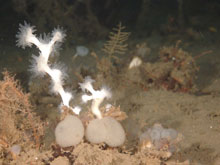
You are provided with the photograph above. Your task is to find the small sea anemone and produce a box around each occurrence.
[99,86,112,99]
[16,21,36,49]
[51,27,66,43]
[79,76,95,93]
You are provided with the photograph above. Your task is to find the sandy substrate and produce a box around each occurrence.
[119,89,220,164]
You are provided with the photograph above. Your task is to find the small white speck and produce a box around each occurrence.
[105,104,112,112]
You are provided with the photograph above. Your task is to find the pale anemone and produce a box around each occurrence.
[51,27,66,43]
[16,21,36,49]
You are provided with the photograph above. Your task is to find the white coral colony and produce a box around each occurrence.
[79,76,112,119]
[15,21,80,115]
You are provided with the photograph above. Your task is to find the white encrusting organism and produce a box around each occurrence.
[79,76,112,119]
[16,21,80,115]
[128,56,142,69]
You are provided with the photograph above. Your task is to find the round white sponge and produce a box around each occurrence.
[86,117,125,147]
[55,115,84,147]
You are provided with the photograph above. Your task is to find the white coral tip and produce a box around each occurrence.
[16,21,37,49]
[71,106,82,115]
[100,86,112,99]
[51,27,66,43]
[79,76,95,92]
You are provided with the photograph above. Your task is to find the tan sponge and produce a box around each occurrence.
[85,117,125,147]
[55,115,84,147]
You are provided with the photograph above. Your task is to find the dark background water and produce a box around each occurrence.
[1,0,220,44]
[1,0,220,89]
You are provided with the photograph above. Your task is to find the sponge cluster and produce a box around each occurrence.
[139,123,179,151]
[55,116,126,148]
